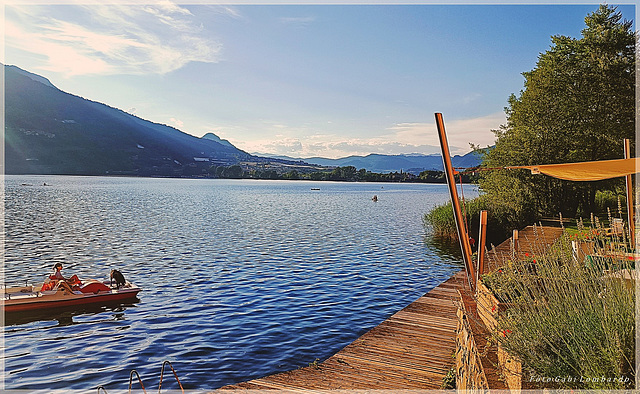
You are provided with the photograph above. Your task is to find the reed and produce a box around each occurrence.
[424,196,514,245]
[482,216,635,389]
[423,197,494,240]
[423,201,458,240]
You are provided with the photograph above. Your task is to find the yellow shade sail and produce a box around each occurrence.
[507,157,640,181]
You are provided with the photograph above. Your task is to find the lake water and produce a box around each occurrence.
[3,175,477,391]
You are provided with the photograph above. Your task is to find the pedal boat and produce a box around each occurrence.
[2,279,142,313]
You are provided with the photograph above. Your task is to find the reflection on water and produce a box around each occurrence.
[423,234,465,261]
[3,301,140,327]
[4,175,477,390]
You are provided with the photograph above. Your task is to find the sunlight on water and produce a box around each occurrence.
[3,175,477,390]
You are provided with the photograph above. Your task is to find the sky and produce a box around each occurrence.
[3,1,636,158]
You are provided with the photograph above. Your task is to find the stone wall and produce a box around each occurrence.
[455,297,490,390]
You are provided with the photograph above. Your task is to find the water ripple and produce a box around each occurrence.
[3,176,475,390]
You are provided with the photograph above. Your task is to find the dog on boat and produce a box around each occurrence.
[110,269,126,289]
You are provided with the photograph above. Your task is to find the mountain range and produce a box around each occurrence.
[256,152,483,175]
[4,64,482,177]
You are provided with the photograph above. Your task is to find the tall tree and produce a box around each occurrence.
[480,5,635,221]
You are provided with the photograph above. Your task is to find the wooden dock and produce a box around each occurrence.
[484,224,564,271]
[218,225,564,391]
[219,270,468,391]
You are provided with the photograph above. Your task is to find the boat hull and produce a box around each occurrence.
[3,283,141,313]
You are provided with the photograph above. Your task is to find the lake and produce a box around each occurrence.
[3,175,477,391]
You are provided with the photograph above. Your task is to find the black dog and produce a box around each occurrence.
[110,269,126,289]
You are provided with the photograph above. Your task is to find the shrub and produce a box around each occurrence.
[423,201,458,240]
[424,195,521,246]
[487,220,635,389]
[594,190,627,217]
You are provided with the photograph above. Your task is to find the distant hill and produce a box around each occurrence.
[4,65,252,176]
[201,132,236,148]
[256,151,484,174]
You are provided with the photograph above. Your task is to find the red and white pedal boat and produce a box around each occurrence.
[2,277,142,313]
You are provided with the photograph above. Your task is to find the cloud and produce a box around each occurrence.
[278,16,315,28]
[6,2,222,76]
[462,93,483,104]
[278,16,316,29]
[387,112,504,154]
[213,6,242,20]
[235,113,504,159]
[248,138,441,159]
[169,117,184,129]
[262,138,304,155]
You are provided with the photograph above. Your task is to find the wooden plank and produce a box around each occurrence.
[336,354,448,380]
[336,348,453,372]
[318,362,443,387]
[339,336,456,358]
[319,363,438,386]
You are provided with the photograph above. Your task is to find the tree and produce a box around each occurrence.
[480,5,635,221]
[356,168,368,181]
[329,166,357,181]
[282,170,300,180]
[222,165,244,179]
[309,171,327,181]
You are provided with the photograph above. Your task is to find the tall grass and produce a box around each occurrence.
[424,196,514,246]
[483,218,635,389]
[423,201,458,240]
[423,196,494,239]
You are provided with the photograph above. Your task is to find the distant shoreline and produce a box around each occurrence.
[6,170,479,184]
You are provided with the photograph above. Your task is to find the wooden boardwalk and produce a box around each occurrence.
[218,225,564,392]
[219,270,468,391]
[484,224,564,271]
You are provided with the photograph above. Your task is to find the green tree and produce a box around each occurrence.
[282,170,300,180]
[356,168,367,181]
[480,5,635,221]
[329,166,357,181]
[222,165,244,179]
[259,170,278,179]
[419,170,445,183]
[309,171,327,181]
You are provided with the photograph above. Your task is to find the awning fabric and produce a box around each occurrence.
[507,157,640,181]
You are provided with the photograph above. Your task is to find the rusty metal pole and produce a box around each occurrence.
[435,113,475,291]
[624,139,635,240]
[477,210,488,290]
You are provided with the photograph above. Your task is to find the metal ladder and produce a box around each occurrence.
[97,360,184,393]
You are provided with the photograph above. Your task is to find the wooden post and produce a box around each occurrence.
[477,210,488,288]
[624,139,635,240]
[435,113,475,291]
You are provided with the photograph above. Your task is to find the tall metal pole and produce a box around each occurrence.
[624,139,635,240]
[435,113,475,291]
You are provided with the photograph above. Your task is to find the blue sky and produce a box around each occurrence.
[4,2,636,158]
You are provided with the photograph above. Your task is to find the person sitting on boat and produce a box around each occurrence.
[41,274,75,293]
[51,263,82,291]
[42,277,75,293]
